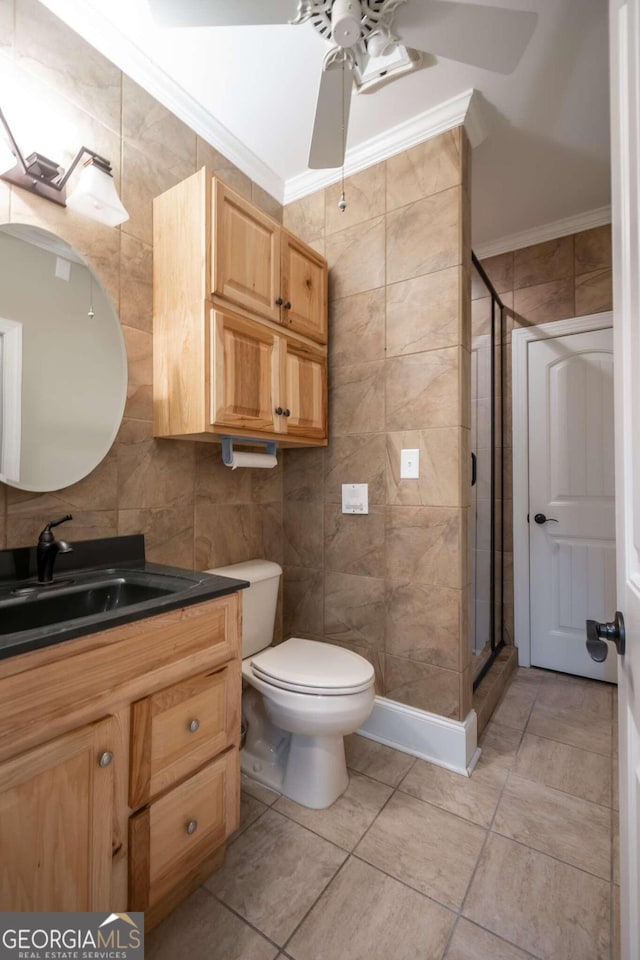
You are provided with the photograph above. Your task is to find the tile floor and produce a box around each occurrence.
[146,666,620,960]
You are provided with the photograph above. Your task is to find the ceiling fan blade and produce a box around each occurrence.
[395,0,538,75]
[308,59,353,169]
[146,0,300,27]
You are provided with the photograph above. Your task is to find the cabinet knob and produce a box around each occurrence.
[186,819,198,836]
[284,301,292,310]
[188,718,200,733]
[99,751,113,768]
[283,409,291,417]
[275,407,283,416]
[275,297,284,306]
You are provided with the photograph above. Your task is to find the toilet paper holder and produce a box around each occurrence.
[221,435,277,468]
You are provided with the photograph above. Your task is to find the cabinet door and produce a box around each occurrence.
[212,180,281,323]
[281,231,328,344]
[129,747,239,913]
[0,715,117,911]
[211,309,284,433]
[284,339,328,440]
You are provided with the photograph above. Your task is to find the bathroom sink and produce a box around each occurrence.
[0,571,187,636]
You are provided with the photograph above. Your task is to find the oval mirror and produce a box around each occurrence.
[0,223,127,492]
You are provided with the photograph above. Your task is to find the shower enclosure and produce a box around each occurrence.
[470,252,506,686]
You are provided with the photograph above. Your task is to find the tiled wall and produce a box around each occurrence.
[282,129,473,721]
[0,0,284,636]
[474,225,613,646]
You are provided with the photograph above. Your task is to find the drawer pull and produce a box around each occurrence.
[188,718,200,733]
[186,819,198,836]
[99,751,113,768]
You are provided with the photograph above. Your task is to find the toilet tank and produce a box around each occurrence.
[206,559,282,658]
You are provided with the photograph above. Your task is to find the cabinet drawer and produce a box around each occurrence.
[129,662,241,808]
[129,747,239,910]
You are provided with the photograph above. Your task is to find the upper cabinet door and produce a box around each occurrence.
[210,308,283,434]
[281,231,328,344]
[284,339,327,441]
[212,181,281,324]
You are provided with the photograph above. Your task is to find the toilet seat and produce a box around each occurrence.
[249,637,375,696]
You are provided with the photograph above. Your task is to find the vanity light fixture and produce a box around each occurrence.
[0,106,129,227]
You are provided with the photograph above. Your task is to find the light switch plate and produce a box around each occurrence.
[342,483,369,514]
[401,448,420,479]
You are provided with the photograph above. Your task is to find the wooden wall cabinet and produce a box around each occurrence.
[154,169,328,446]
[0,592,242,931]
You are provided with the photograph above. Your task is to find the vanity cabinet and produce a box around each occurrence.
[0,591,242,931]
[153,169,329,446]
[0,716,116,912]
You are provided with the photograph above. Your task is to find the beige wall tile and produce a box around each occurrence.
[386,266,461,357]
[15,0,121,134]
[513,278,575,326]
[464,834,610,960]
[386,428,461,506]
[330,361,385,436]
[325,163,385,235]
[118,505,194,568]
[283,189,325,242]
[283,448,325,502]
[118,420,195,510]
[384,655,460,717]
[119,235,152,333]
[326,216,385,299]
[250,459,283,504]
[575,224,612,275]
[196,138,252,198]
[283,565,324,639]
[7,510,117,547]
[385,347,459,431]
[122,76,196,181]
[195,502,275,570]
[331,637,384,693]
[196,443,252,504]
[513,236,574,288]
[324,572,385,649]
[288,857,453,960]
[0,181,10,221]
[324,434,386,504]
[387,187,461,284]
[575,268,613,315]
[251,181,282,222]
[386,505,461,588]
[355,790,484,907]
[385,580,460,670]
[121,140,184,245]
[324,503,385,578]
[386,129,462,210]
[474,252,514,298]
[122,325,153,421]
[331,288,385,367]
[284,500,324,568]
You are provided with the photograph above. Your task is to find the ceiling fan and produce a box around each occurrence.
[146,0,538,169]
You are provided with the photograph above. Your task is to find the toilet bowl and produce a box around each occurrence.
[207,561,375,809]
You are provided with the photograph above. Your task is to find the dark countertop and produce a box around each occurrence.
[0,534,248,661]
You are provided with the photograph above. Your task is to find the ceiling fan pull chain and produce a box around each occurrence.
[338,55,347,212]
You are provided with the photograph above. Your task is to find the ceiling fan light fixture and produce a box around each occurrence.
[354,41,418,92]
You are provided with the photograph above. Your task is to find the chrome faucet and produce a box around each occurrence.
[37,515,73,583]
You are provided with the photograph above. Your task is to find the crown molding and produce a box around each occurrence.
[36,0,285,202]
[474,205,612,260]
[283,87,485,204]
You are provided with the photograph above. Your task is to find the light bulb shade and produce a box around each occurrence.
[0,134,16,175]
[66,160,129,227]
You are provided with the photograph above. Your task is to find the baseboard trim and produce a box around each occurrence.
[357,697,479,777]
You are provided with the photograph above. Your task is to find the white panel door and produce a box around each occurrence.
[610,0,640,953]
[528,327,617,681]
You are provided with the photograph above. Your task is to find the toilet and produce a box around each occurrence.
[207,559,375,809]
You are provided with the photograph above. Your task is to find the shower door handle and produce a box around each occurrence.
[471,452,477,487]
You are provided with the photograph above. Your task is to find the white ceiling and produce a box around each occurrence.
[39,0,611,248]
